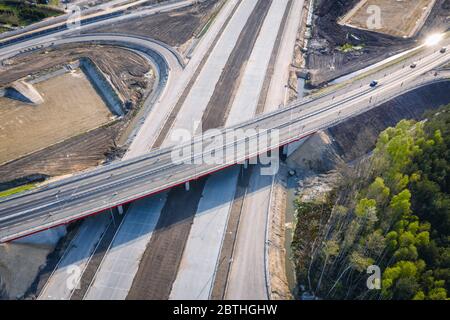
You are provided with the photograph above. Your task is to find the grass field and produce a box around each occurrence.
[0,69,113,165]
[0,0,62,28]
[339,0,436,38]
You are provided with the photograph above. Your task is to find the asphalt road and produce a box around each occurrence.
[1,40,449,242]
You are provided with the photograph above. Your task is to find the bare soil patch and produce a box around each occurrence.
[339,0,436,38]
[306,0,450,86]
[0,123,122,186]
[0,44,153,186]
[0,70,112,165]
[85,0,223,52]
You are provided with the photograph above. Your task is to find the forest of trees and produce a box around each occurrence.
[292,104,450,300]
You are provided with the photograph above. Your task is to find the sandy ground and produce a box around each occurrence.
[339,0,436,38]
[0,122,121,186]
[86,1,223,53]
[0,70,112,165]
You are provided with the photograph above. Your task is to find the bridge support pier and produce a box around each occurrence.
[118,205,124,215]
[282,145,288,156]
[243,159,248,169]
[185,181,190,191]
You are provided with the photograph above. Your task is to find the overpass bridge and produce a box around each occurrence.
[1,43,449,242]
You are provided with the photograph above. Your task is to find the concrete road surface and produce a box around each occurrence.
[169,168,240,300]
[38,214,111,300]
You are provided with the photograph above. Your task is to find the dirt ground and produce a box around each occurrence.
[306,0,450,86]
[85,0,223,53]
[127,0,273,299]
[267,164,293,300]
[0,70,112,165]
[201,0,272,131]
[339,0,436,38]
[0,44,153,105]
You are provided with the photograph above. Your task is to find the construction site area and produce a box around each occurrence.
[0,69,114,165]
[86,0,225,54]
[0,0,234,300]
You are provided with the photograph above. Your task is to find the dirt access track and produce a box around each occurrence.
[339,0,437,38]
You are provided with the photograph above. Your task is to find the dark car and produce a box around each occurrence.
[370,80,378,88]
